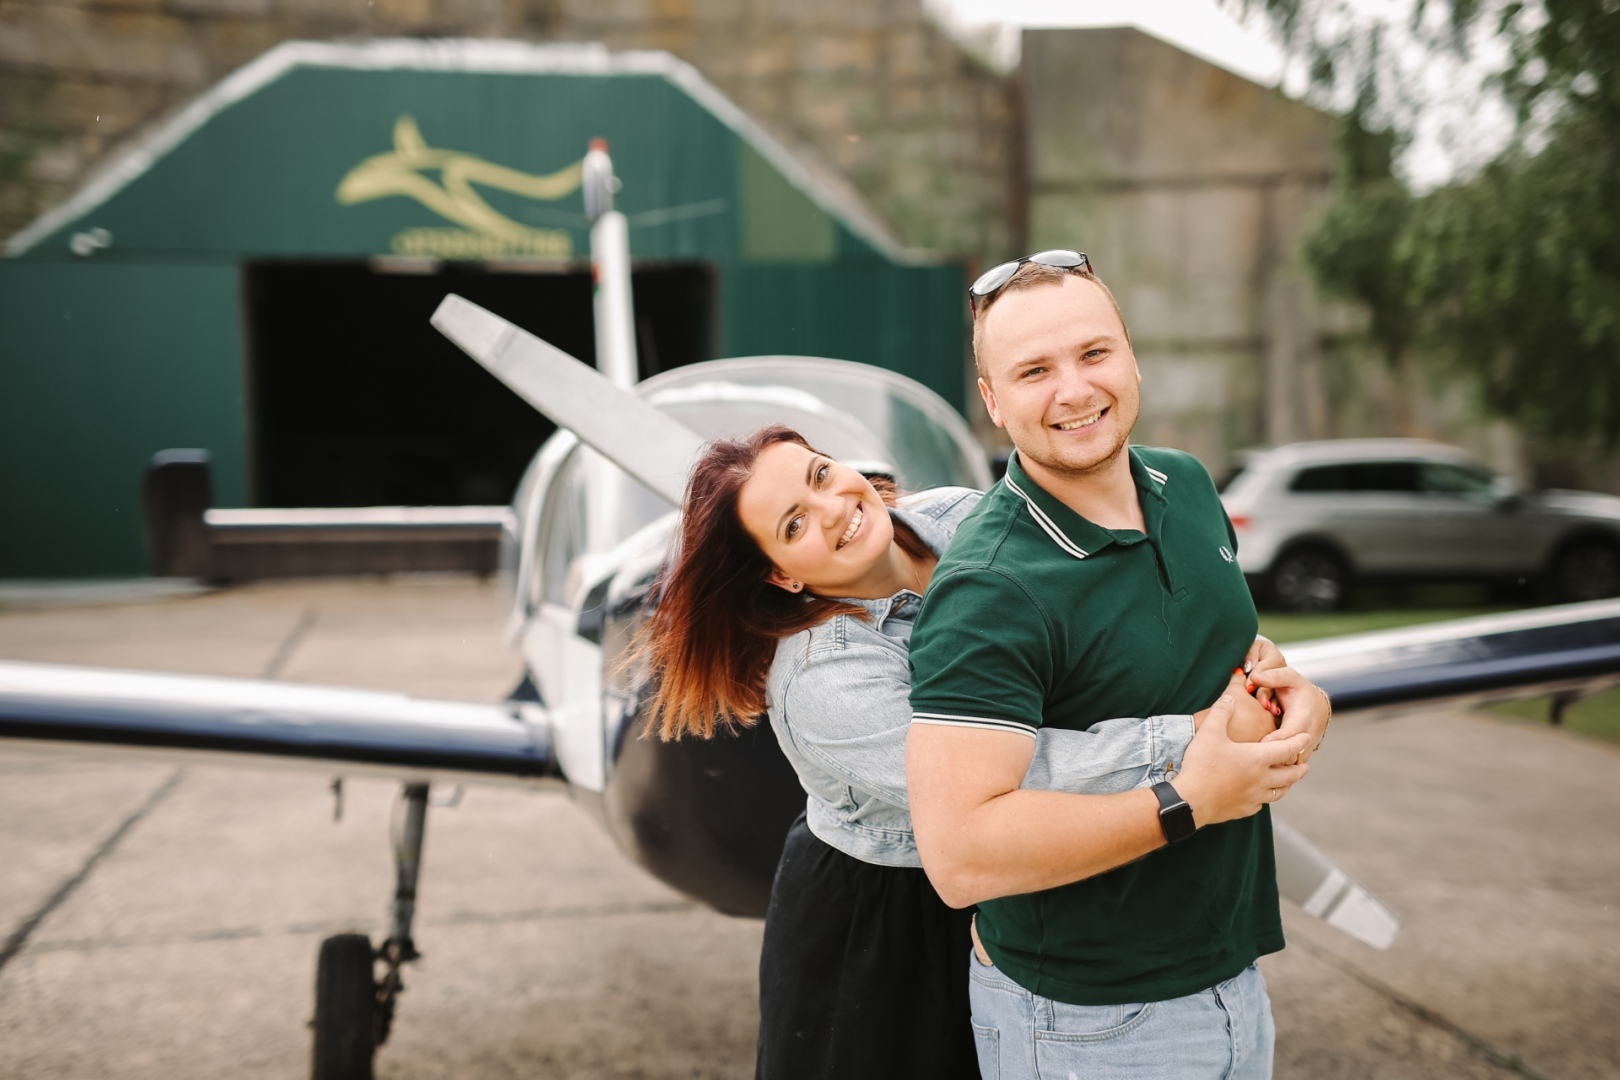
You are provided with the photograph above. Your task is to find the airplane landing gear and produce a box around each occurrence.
[311,782,430,1080]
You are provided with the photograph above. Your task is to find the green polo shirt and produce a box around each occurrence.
[909,446,1283,1006]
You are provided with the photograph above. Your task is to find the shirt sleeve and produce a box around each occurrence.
[775,645,914,808]
[908,566,1051,738]
[1022,715,1196,795]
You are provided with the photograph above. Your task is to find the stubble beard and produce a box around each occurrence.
[1015,400,1137,481]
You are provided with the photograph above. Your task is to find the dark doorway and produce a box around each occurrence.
[243,261,715,508]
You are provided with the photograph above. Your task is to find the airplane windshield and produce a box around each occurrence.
[530,356,991,610]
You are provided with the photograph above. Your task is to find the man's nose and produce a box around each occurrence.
[1050,362,1098,404]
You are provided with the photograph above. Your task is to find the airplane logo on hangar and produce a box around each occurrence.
[337,115,583,259]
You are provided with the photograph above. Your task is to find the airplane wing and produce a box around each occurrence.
[1288,598,1620,712]
[0,660,552,781]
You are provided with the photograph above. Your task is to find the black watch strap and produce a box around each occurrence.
[1152,781,1197,844]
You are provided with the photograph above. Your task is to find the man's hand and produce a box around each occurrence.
[1174,695,1312,828]
[1249,666,1331,764]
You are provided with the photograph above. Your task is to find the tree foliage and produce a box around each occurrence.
[1240,0,1620,455]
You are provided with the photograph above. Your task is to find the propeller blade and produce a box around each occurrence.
[431,294,704,505]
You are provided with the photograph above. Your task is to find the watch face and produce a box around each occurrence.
[1158,801,1196,844]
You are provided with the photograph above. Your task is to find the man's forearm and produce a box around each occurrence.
[907,723,1170,908]
[914,785,1166,907]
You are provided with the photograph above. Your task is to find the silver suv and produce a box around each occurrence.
[1219,439,1620,611]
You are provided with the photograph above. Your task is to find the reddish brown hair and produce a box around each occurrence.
[636,424,928,741]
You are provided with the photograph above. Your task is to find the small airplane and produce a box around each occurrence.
[5,143,1620,1080]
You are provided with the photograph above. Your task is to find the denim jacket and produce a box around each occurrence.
[764,487,1197,868]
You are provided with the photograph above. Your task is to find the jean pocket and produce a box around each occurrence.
[1033,1000,1156,1044]
[970,1022,999,1080]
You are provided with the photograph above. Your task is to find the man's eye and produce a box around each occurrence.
[1022,366,1045,378]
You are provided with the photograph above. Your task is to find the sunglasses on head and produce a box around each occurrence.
[969,249,1091,311]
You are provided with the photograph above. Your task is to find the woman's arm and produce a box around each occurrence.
[779,644,1264,808]
[1023,639,1287,796]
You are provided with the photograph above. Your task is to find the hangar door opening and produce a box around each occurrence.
[243,262,714,508]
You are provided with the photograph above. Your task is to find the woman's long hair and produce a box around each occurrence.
[637,424,928,741]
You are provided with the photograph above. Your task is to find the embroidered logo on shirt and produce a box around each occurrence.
[1219,546,1235,563]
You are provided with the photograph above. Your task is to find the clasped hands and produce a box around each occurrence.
[1177,637,1331,828]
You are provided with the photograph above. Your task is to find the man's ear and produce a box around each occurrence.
[764,566,801,593]
[977,377,1004,428]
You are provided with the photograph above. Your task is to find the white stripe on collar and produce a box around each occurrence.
[1145,466,1168,485]
[1003,469,1089,560]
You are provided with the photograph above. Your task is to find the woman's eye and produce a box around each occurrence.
[815,463,829,485]
[785,516,802,540]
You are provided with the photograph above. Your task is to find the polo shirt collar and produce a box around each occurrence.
[1002,447,1169,561]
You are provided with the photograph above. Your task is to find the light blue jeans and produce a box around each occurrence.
[967,951,1275,1080]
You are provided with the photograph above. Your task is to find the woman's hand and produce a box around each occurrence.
[1249,666,1331,764]
[1194,671,1278,742]
[1243,636,1286,714]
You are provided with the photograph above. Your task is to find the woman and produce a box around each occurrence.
[637,425,1285,1080]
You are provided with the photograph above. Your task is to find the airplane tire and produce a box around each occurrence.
[311,933,377,1080]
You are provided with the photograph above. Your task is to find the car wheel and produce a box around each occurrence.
[1550,539,1620,603]
[1268,546,1349,612]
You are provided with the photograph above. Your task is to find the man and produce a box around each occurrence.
[906,252,1331,1079]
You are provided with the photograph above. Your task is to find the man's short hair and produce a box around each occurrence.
[971,261,1132,381]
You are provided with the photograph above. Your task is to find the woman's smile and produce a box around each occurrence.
[836,504,865,550]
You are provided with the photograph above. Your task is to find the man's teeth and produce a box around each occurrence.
[1055,411,1104,431]
[838,505,863,548]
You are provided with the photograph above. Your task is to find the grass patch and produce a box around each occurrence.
[1258,608,1514,645]
[1484,690,1620,744]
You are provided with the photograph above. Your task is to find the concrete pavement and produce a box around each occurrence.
[0,577,1615,1079]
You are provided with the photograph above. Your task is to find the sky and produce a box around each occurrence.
[929,0,1518,189]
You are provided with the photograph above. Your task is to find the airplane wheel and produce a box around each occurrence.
[311,933,377,1080]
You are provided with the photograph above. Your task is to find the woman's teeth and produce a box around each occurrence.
[837,505,863,549]
[1054,410,1104,431]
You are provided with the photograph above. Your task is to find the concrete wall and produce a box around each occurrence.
[1022,27,1336,473]
[0,0,1019,263]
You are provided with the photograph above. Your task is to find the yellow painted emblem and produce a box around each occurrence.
[338,116,581,259]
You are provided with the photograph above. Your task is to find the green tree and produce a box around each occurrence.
[1304,97,1415,370]
[1239,0,1620,459]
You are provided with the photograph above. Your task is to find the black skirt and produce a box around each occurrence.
[755,814,980,1080]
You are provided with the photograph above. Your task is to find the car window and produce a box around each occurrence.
[1289,461,1421,493]
[1420,461,1496,496]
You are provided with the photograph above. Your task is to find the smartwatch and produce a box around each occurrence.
[1151,781,1197,844]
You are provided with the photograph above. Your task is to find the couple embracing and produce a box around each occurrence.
[637,254,1332,1080]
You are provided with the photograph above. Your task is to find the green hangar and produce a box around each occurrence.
[0,39,966,578]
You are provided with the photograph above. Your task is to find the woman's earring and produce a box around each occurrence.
[791,582,801,591]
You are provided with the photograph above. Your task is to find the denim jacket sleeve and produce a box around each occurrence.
[777,639,1196,808]
[775,643,914,808]
[1023,716,1196,796]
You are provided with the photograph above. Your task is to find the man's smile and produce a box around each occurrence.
[1052,407,1108,431]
